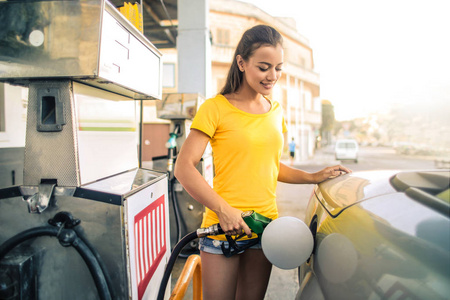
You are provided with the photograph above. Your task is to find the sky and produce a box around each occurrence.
[239,0,450,121]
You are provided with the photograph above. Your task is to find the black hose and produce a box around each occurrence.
[167,143,183,246]
[0,226,112,300]
[70,235,111,300]
[0,227,59,259]
[169,176,182,243]
[73,226,115,299]
[157,230,198,300]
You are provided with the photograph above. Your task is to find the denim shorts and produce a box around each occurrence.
[198,237,262,255]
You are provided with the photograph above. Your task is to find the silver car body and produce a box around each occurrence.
[296,170,450,300]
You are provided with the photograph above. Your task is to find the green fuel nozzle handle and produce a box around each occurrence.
[197,210,272,237]
[241,210,272,235]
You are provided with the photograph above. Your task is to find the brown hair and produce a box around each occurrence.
[220,25,283,95]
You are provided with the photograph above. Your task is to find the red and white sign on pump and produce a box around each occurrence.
[134,195,167,300]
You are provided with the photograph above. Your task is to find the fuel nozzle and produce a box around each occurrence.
[196,223,224,238]
[165,133,178,149]
[166,124,181,173]
[196,211,272,238]
[241,210,272,235]
[166,123,181,149]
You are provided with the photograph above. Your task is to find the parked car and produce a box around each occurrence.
[335,139,359,163]
[296,170,450,300]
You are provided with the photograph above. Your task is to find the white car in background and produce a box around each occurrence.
[335,139,359,163]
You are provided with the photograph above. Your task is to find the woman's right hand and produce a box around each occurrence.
[216,205,252,238]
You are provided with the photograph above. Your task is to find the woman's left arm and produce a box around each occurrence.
[277,162,352,184]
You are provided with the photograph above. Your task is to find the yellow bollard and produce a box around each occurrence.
[170,254,202,300]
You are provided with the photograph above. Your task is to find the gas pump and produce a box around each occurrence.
[0,1,170,299]
[153,93,213,255]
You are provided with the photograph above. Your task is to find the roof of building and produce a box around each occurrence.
[109,0,311,50]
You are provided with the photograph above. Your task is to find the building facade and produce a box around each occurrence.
[152,0,322,161]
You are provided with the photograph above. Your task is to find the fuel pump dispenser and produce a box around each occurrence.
[154,93,213,255]
[0,1,170,299]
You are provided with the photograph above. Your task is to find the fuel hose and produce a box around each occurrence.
[0,226,112,300]
[157,211,271,300]
[157,224,223,300]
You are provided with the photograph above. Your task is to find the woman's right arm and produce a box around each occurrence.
[174,129,251,236]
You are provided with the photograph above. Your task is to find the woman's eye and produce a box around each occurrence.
[258,67,283,72]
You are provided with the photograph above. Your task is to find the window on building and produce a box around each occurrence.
[216,28,230,46]
[282,88,288,110]
[299,56,306,67]
[304,90,312,111]
[162,63,175,88]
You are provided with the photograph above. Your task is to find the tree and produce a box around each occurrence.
[320,100,335,145]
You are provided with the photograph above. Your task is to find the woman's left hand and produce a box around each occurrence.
[314,165,352,183]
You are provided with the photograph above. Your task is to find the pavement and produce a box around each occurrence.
[282,146,339,167]
[168,148,338,299]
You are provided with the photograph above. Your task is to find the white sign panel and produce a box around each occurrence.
[125,178,170,299]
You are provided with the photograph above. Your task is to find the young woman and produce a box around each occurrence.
[174,25,351,300]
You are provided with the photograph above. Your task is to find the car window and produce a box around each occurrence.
[337,142,356,149]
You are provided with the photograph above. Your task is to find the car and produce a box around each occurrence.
[335,139,359,163]
[296,169,450,300]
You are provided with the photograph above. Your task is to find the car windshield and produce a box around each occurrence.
[337,143,356,149]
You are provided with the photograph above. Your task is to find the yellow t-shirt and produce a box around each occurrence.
[191,94,287,240]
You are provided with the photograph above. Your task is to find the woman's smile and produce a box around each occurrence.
[238,43,284,95]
